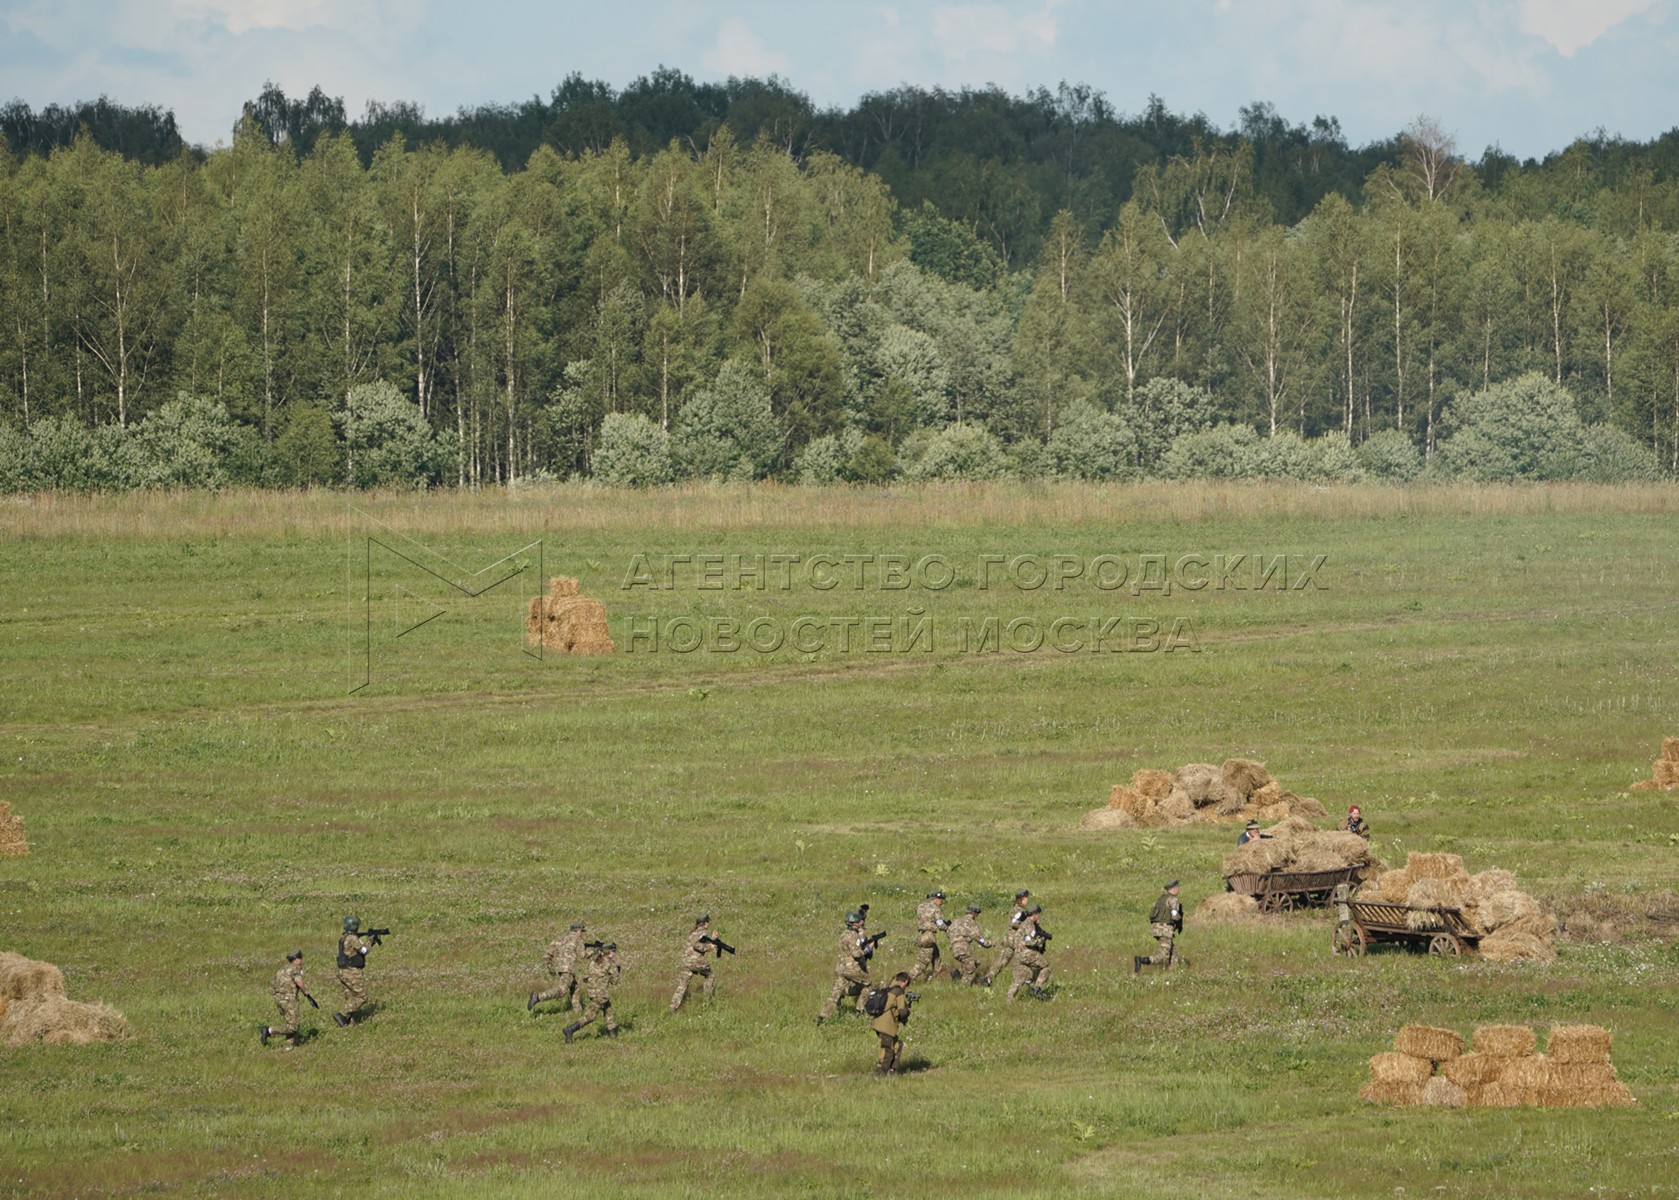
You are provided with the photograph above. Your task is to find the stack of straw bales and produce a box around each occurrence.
[1221,819,1377,877]
[0,800,27,855]
[1627,736,1679,792]
[1362,853,1558,961]
[1360,1023,1634,1108]
[1095,759,1332,829]
[0,952,128,1046]
[524,577,615,655]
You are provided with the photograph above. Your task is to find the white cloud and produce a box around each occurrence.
[1519,0,1661,56]
[930,2,1061,61]
[700,17,793,79]
[171,0,348,36]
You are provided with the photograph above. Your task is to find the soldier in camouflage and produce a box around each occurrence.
[870,971,914,1075]
[1007,906,1053,1000]
[907,890,948,983]
[986,889,1032,986]
[261,949,310,1049]
[817,910,874,1025]
[946,903,993,985]
[334,916,372,1026]
[1134,880,1183,973]
[670,913,719,1012]
[563,941,622,1043]
[529,920,587,1014]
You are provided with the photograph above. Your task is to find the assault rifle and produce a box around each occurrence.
[698,934,736,957]
[363,926,393,946]
[860,930,888,961]
[583,939,607,951]
[301,988,320,1009]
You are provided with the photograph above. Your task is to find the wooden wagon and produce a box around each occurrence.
[1223,864,1367,913]
[1345,899,1481,957]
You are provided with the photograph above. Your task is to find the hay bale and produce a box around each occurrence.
[1222,838,1291,876]
[525,577,616,655]
[1221,758,1272,800]
[1195,893,1262,924]
[0,953,67,1002]
[1404,853,1468,883]
[1466,1081,1527,1107]
[1357,1080,1425,1106]
[1466,869,1518,907]
[1251,781,1283,807]
[1503,1056,1552,1091]
[1547,1024,1612,1065]
[2,997,128,1046]
[1479,931,1557,963]
[1366,868,1412,902]
[1290,832,1374,872]
[1155,789,1196,822]
[1173,763,1240,811]
[1476,888,1540,933]
[1443,1052,1514,1087]
[1287,795,1328,819]
[1106,784,1152,819]
[1422,1076,1467,1107]
[1661,736,1679,762]
[1500,912,1559,939]
[1394,1024,1464,1062]
[1368,1051,1433,1084]
[1256,802,1291,821]
[1268,815,1320,836]
[1472,1024,1537,1058]
[1541,1080,1637,1108]
[1404,879,1463,927]
[0,801,27,856]
[1080,808,1136,831]
[1652,759,1679,787]
[1131,769,1174,801]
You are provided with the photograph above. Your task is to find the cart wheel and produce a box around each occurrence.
[1428,933,1461,957]
[1349,925,1367,958]
[1275,893,1296,914]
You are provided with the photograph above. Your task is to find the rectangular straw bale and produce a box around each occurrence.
[1404,853,1468,883]
[1472,1024,1537,1058]
[1465,1081,1526,1108]
[1546,1024,1612,1064]
[1661,736,1679,762]
[1357,1080,1426,1106]
[1369,1051,1434,1085]
[1131,769,1174,800]
[1652,759,1679,787]
[1106,784,1152,819]
[1545,1063,1618,1089]
[1393,1024,1464,1062]
[1221,758,1272,799]
[1539,1081,1636,1108]
[1421,1076,1467,1107]
[1503,1056,1552,1090]
[1368,869,1411,902]
[1442,1052,1512,1087]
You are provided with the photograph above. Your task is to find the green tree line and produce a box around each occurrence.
[1,75,1677,489]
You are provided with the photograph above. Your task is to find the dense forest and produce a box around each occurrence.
[2,70,1678,489]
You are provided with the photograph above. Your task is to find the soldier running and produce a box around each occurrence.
[670,913,720,1011]
[946,903,993,984]
[530,920,587,1014]
[1134,880,1183,973]
[986,889,1032,986]
[907,890,949,983]
[563,941,622,1043]
[1007,906,1053,1000]
[334,916,373,1026]
[817,910,875,1025]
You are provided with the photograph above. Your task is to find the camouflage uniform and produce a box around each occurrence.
[946,908,992,984]
[565,949,621,1040]
[670,925,716,1011]
[987,894,1032,983]
[1145,888,1182,966]
[336,930,371,1021]
[820,925,872,1020]
[1007,916,1051,1000]
[533,926,586,1011]
[268,959,306,1046]
[869,985,913,1074]
[907,895,946,983]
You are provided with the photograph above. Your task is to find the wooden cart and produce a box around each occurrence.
[1345,899,1481,957]
[1224,864,1367,913]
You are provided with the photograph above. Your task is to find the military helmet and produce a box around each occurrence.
[966,903,982,914]
[1014,888,1031,900]
[342,915,360,932]
[1026,904,1043,916]
[1245,819,1260,829]
[845,909,864,925]
[1164,879,1180,891]
[927,889,945,900]
[286,948,304,962]
[570,920,586,930]
[696,913,710,924]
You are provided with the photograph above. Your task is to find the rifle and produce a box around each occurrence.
[699,934,737,957]
[861,930,888,961]
[302,990,319,1009]
[583,940,606,951]
[363,927,393,946]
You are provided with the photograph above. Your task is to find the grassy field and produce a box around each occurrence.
[2,481,1678,1200]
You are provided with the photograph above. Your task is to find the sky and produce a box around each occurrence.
[2,0,1676,160]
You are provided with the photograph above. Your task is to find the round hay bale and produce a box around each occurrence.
[525,578,616,655]
[1195,893,1262,924]
[1403,853,1468,883]
[0,953,67,1002]
[1443,1052,1513,1087]
[1131,769,1174,801]
[1393,1024,1464,1062]
[1106,784,1152,819]
[1357,1080,1426,1106]
[1472,1024,1537,1058]
[1287,795,1329,819]
[1479,931,1557,963]
[1155,789,1196,822]
[1220,758,1271,800]
[1369,1051,1433,1085]
[1080,808,1137,831]
[1546,1024,1612,1065]
[1422,1076,1467,1107]
[2,997,128,1046]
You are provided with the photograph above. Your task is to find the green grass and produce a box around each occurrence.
[3,482,1678,1199]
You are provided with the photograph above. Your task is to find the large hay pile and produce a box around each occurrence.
[0,800,27,855]
[1362,853,1557,960]
[524,576,615,655]
[1627,736,1679,792]
[1220,822,1377,877]
[0,951,128,1046]
[1194,893,1264,924]
[1360,1023,1635,1108]
[1096,759,1332,828]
